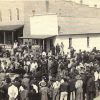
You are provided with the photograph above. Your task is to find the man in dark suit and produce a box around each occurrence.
[86,75,96,100]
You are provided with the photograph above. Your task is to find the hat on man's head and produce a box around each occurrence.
[42,76,47,80]
[58,55,63,59]
[23,73,29,78]
[55,56,58,60]
[41,81,46,87]
[33,57,37,61]
[64,76,70,81]
[50,77,56,81]
[76,75,81,80]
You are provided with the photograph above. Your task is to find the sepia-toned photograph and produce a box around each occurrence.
[0,0,100,100]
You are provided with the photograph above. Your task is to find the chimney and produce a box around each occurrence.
[46,0,49,13]
[80,0,83,4]
[32,10,35,16]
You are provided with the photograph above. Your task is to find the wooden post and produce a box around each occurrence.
[4,32,6,44]
[43,39,44,50]
[12,31,14,44]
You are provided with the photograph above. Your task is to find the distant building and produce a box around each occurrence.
[0,1,24,44]
[0,0,100,52]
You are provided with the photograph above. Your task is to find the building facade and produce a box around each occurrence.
[0,0,100,52]
[0,1,24,44]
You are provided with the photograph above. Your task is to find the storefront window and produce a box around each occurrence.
[0,32,4,44]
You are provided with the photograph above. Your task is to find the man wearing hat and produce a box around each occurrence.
[39,80,48,100]
[59,77,69,100]
[30,58,38,74]
[1,74,11,100]
[28,79,39,100]
[52,77,60,100]
[48,56,54,78]
[22,74,30,90]
[41,57,48,76]
[39,76,47,88]
[86,75,96,100]
[75,75,83,100]
[68,76,76,100]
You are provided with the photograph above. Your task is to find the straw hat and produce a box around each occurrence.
[41,81,46,87]
[23,73,29,78]
[33,57,37,61]
[55,56,58,60]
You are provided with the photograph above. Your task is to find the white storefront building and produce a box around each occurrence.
[53,17,100,53]
[28,14,100,53]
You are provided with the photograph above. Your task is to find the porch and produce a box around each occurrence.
[0,25,23,44]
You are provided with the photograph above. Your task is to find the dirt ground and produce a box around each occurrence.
[94,96,100,100]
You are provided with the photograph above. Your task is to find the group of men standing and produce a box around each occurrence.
[0,41,100,100]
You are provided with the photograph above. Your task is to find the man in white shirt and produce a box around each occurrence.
[52,79,61,100]
[42,51,46,58]
[13,40,18,49]
[32,84,38,93]
[94,70,99,96]
[94,70,99,82]
[30,59,38,73]
[8,82,18,100]
[75,75,83,100]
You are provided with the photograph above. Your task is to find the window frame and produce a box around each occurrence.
[8,9,12,21]
[16,8,19,20]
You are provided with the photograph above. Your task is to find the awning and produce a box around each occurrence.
[0,25,24,31]
[19,35,56,39]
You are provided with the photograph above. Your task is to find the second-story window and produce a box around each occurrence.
[16,8,19,20]
[9,9,12,21]
[0,10,2,22]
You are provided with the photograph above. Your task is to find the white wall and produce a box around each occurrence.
[90,36,100,50]
[0,1,24,26]
[72,37,87,52]
[54,36,87,53]
[54,35,100,53]
[30,15,58,36]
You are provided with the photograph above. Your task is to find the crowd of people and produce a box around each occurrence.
[0,41,100,100]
